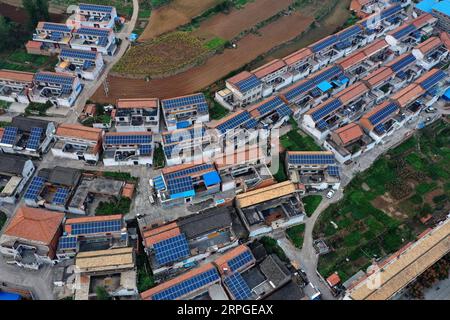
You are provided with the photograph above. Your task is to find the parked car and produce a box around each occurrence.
[425,106,437,113]
[326,189,336,199]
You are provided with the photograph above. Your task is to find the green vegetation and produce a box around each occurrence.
[274,152,287,182]
[302,195,322,217]
[0,101,11,110]
[0,17,27,54]
[260,236,289,263]
[205,37,229,51]
[280,129,321,151]
[315,119,450,282]
[286,224,305,248]
[204,90,229,120]
[96,196,132,216]
[25,101,53,116]
[103,171,137,182]
[95,286,111,300]
[153,143,166,169]
[0,212,6,230]
[50,0,133,16]
[136,251,155,293]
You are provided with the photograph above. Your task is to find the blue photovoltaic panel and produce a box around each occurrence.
[165,164,214,180]
[167,176,194,195]
[42,23,71,33]
[224,273,252,300]
[228,250,254,272]
[368,103,399,125]
[83,60,93,70]
[139,144,152,155]
[50,32,63,41]
[392,24,417,39]
[284,80,315,102]
[52,187,69,205]
[154,234,190,265]
[317,119,328,130]
[97,37,108,47]
[77,27,110,37]
[35,72,74,86]
[57,235,77,250]
[311,35,338,53]
[235,75,261,93]
[374,123,386,134]
[163,127,205,144]
[163,144,176,158]
[197,102,209,113]
[390,54,416,72]
[311,99,342,121]
[26,127,43,150]
[381,4,402,20]
[337,25,362,42]
[162,93,207,110]
[312,66,342,85]
[327,166,340,177]
[216,111,252,134]
[288,153,336,165]
[70,219,122,235]
[79,4,113,13]
[420,70,446,90]
[152,268,220,300]
[153,175,166,191]
[0,126,18,145]
[24,176,45,200]
[335,40,352,50]
[60,48,97,61]
[105,134,152,145]
[243,118,258,130]
[256,96,284,116]
[277,104,293,118]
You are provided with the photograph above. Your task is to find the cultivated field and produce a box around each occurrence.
[92,11,313,101]
[314,119,450,282]
[138,0,224,41]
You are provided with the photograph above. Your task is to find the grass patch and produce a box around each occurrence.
[0,212,6,230]
[0,100,11,110]
[286,224,305,248]
[25,101,53,116]
[95,196,131,216]
[204,37,228,51]
[103,171,137,182]
[302,195,322,217]
[136,251,155,293]
[260,236,289,263]
[415,182,437,195]
[153,143,166,169]
[280,129,321,151]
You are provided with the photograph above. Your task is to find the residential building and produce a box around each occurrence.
[217,71,263,108]
[0,70,34,103]
[73,247,137,300]
[74,3,118,29]
[285,151,341,191]
[324,123,375,164]
[359,101,402,142]
[412,67,448,106]
[412,36,449,69]
[30,71,83,107]
[52,123,103,164]
[141,207,239,278]
[115,98,160,133]
[282,48,315,82]
[0,206,64,269]
[0,154,35,204]
[70,27,117,56]
[0,116,56,158]
[29,22,73,55]
[103,132,153,166]
[56,215,127,260]
[362,66,397,104]
[251,59,290,97]
[151,163,222,208]
[416,0,450,33]
[161,93,210,131]
[235,181,305,237]
[56,48,104,80]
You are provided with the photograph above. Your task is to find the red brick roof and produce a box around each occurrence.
[333,123,364,145]
[117,98,158,109]
[326,272,341,287]
[0,69,34,83]
[56,123,102,142]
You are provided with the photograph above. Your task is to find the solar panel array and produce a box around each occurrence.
[216,111,252,134]
[50,32,63,41]
[105,134,152,145]
[317,119,328,130]
[0,126,17,145]
[35,72,74,86]
[243,118,258,130]
[277,104,293,119]
[327,166,340,177]
[224,273,252,300]
[24,176,45,200]
[288,153,336,165]
[227,250,254,272]
[390,54,416,72]
[52,187,70,205]
[256,97,284,116]
[152,267,220,300]
[97,37,108,47]
[337,25,362,42]
[311,99,343,121]
[419,70,447,90]
[60,48,97,61]
[42,23,71,33]
[162,94,207,110]
[153,175,167,191]
[374,123,386,134]
[235,75,262,93]
[167,176,194,195]
[165,164,214,180]
[381,4,402,20]
[77,27,110,37]
[392,24,417,39]
[79,4,113,13]
[58,235,77,250]
[26,127,43,150]
[368,103,399,125]
[311,35,338,53]
[154,234,190,265]
[139,144,152,155]
[164,127,206,144]
[70,219,122,235]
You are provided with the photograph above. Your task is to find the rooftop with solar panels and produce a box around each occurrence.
[114,98,160,133]
[102,131,154,166]
[161,93,210,131]
[76,3,118,27]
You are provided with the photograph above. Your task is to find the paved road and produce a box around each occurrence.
[424,277,450,300]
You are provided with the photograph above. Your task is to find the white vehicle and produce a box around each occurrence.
[326,189,336,199]
[149,195,155,204]
[425,106,437,113]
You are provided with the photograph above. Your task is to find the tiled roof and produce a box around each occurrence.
[440,32,450,50]
[283,48,313,66]
[143,223,181,247]
[360,101,400,130]
[333,123,364,145]
[3,206,64,245]
[56,123,102,141]
[335,82,369,104]
[363,67,394,87]
[66,214,122,225]
[213,244,253,274]
[326,272,341,287]
[411,13,437,28]
[0,69,35,83]
[390,83,425,107]
[416,36,443,54]
[117,98,158,109]
[339,51,367,70]
[252,59,286,79]
[363,39,389,56]
[227,71,253,86]
[236,181,296,208]
[121,183,135,199]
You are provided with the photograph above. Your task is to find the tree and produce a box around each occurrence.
[95,286,111,300]
[22,0,50,29]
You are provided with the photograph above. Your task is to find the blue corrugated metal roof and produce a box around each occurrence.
[317,81,333,92]
[416,0,438,12]
[0,292,21,300]
[203,171,221,187]
[432,0,450,16]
